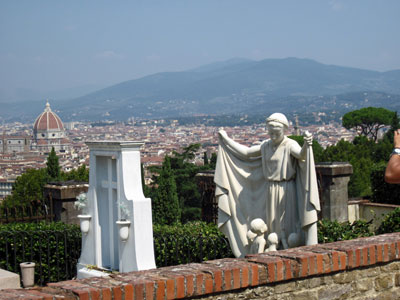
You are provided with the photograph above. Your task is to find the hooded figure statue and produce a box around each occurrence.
[215,113,320,258]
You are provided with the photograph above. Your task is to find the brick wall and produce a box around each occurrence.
[1,232,400,300]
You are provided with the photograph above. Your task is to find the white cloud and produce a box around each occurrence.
[94,50,124,60]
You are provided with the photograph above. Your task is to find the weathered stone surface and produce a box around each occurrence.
[291,290,319,300]
[395,274,400,287]
[380,261,400,272]
[354,278,373,292]
[375,275,394,291]
[358,267,380,278]
[351,296,381,300]
[296,277,322,289]
[375,290,400,300]
[316,163,353,176]
[332,271,356,283]
[321,275,334,285]
[273,281,296,294]
[318,284,352,300]
[316,163,352,222]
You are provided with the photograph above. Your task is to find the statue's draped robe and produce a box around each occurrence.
[215,136,320,258]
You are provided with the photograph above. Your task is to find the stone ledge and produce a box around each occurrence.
[316,162,353,176]
[1,232,399,300]
[0,268,20,290]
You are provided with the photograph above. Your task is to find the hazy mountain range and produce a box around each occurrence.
[2,57,400,123]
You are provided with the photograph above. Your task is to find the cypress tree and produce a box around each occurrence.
[203,152,209,165]
[47,147,60,182]
[152,156,180,225]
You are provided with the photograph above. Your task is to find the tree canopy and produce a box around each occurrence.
[2,168,49,207]
[146,143,215,224]
[2,161,89,208]
[288,135,324,163]
[61,164,89,182]
[321,134,393,198]
[342,107,396,141]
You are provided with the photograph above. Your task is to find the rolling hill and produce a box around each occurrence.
[2,58,400,122]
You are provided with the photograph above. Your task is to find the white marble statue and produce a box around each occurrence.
[247,218,268,254]
[215,113,320,258]
[265,233,279,252]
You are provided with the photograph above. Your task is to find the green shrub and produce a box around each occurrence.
[153,221,233,267]
[371,163,400,205]
[0,221,232,285]
[317,219,374,243]
[377,207,400,234]
[0,222,81,285]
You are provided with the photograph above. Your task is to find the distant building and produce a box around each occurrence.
[0,178,14,200]
[32,102,70,152]
[0,135,31,154]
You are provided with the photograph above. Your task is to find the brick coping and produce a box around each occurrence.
[1,232,399,299]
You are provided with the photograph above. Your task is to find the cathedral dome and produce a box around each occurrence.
[32,101,70,153]
[33,102,64,132]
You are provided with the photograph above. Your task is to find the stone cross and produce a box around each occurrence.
[77,141,156,278]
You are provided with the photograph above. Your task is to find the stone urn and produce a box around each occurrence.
[78,215,91,234]
[116,220,131,242]
[20,262,35,288]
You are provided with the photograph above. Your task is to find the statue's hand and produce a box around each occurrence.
[303,131,313,146]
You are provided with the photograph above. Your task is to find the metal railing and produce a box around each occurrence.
[153,233,233,267]
[0,201,54,224]
[0,229,81,286]
[0,228,232,286]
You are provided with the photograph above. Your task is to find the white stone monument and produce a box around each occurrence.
[77,141,156,278]
[215,113,321,257]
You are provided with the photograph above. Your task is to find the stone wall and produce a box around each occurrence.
[1,232,400,300]
[197,261,400,300]
[348,199,400,231]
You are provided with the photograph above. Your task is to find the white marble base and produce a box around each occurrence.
[77,263,110,279]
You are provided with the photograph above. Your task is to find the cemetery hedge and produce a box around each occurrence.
[0,222,81,285]
[318,213,400,243]
[153,221,233,267]
[317,219,374,243]
[0,221,233,284]
[377,207,400,234]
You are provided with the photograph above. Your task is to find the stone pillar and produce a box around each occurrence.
[316,162,353,223]
[195,171,217,224]
[44,183,89,224]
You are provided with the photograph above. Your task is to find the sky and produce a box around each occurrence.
[1,0,400,101]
